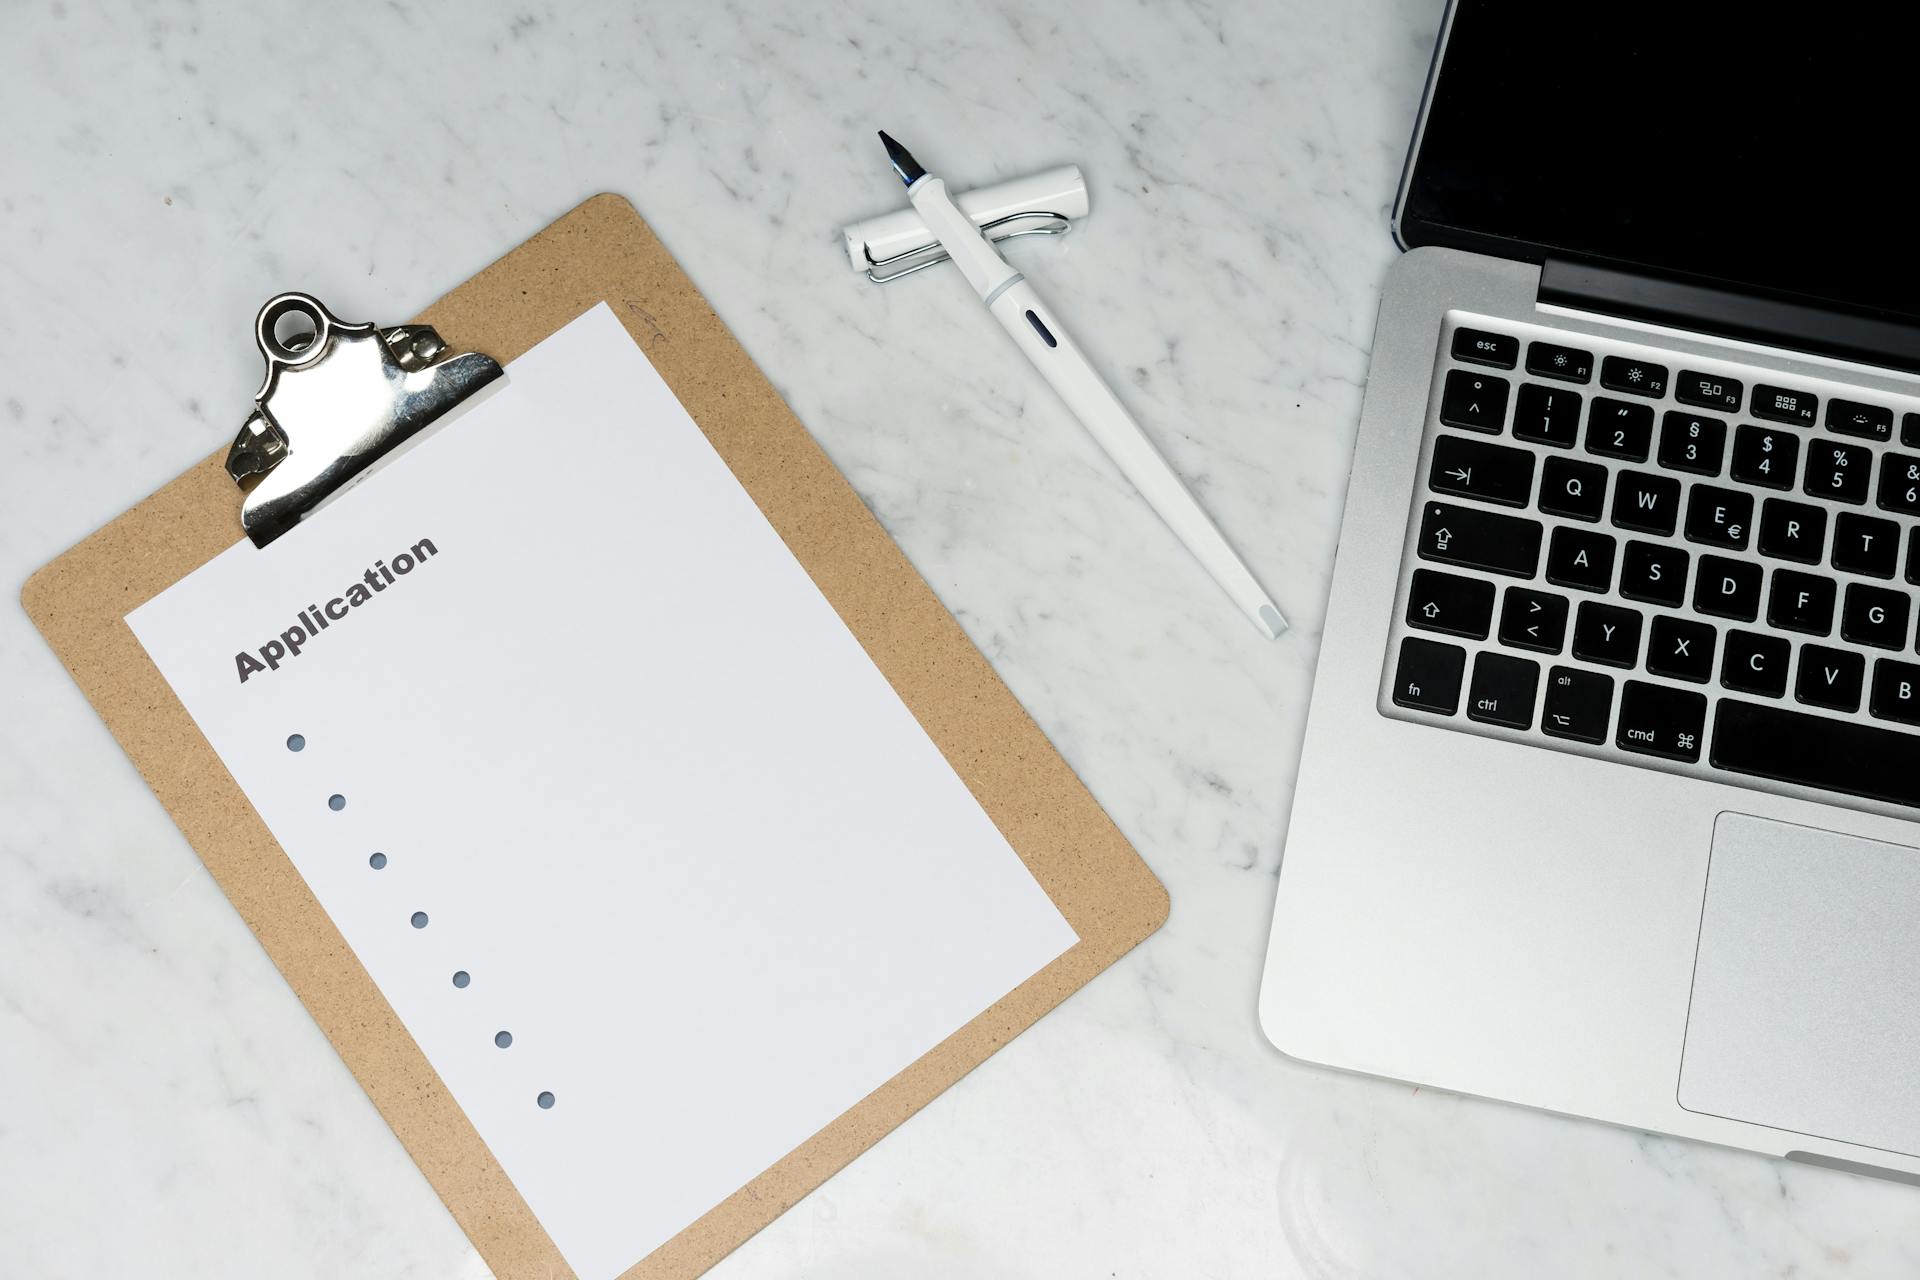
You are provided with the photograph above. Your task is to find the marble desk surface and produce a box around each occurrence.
[4,1,1918,1276]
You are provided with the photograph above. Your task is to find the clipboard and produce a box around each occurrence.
[21,193,1168,1279]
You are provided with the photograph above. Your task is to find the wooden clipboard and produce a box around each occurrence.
[21,193,1168,1279]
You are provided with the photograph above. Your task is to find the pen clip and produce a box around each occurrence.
[863,210,1073,284]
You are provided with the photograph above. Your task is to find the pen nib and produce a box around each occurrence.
[877,131,926,187]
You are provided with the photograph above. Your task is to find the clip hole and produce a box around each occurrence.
[271,306,319,355]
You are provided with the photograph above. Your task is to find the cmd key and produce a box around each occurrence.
[1417,503,1543,577]
[1616,679,1707,762]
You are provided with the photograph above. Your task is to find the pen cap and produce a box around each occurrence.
[842,164,1088,272]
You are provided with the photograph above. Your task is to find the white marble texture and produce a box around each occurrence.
[3,1,1918,1277]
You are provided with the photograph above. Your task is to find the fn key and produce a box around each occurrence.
[1392,637,1465,715]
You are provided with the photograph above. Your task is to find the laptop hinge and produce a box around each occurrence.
[1538,258,1920,375]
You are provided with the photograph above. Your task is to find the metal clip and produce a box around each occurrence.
[862,210,1073,284]
[226,293,504,547]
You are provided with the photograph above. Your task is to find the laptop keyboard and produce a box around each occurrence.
[1384,315,1920,812]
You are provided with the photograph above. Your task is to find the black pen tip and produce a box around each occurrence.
[877,130,926,187]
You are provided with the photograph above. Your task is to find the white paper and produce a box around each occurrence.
[126,304,1078,1280]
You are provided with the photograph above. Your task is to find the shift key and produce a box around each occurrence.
[1417,502,1543,577]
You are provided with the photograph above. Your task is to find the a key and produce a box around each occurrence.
[1526,341,1593,383]
[1757,497,1826,563]
[1827,397,1893,442]
[1498,587,1569,654]
[1768,569,1836,635]
[1391,637,1465,714]
[1805,439,1871,504]
[1618,540,1688,608]
[1538,456,1607,521]
[1545,526,1615,592]
[1645,615,1716,684]
[1657,411,1726,476]
[1466,652,1540,729]
[1430,434,1535,507]
[1541,665,1614,744]
[1417,503,1543,577]
[1841,583,1910,649]
[1675,369,1742,412]
[1796,645,1865,712]
[1729,424,1798,490]
[1585,398,1653,462]
[1752,383,1818,427]
[1451,327,1518,369]
[1600,355,1668,398]
[1572,601,1642,667]
[1721,629,1790,697]
[1683,484,1752,550]
[1615,680,1707,762]
[1513,383,1582,448]
[1610,470,1682,535]
[1406,568,1495,639]
[1714,700,1920,806]
[1439,369,1510,433]
[1877,452,1920,516]
[1871,659,1920,726]
[1693,555,1762,621]
[1832,511,1900,578]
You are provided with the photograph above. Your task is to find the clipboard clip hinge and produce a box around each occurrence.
[226,293,505,548]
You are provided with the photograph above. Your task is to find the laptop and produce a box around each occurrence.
[1262,2,1920,1182]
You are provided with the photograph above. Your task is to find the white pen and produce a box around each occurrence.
[879,131,1286,640]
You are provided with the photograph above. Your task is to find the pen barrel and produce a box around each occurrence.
[986,280,1284,635]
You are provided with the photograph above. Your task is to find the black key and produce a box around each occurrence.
[1832,511,1900,578]
[1842,583,1910,650]
[1439,369,1510,433]
[1752,383,1818,427]
[1910,527,1920,587]
[1466,652,1540,729]
[1513,383,1583,448]
[1586,398,1654,461]
[1611,470,1682,535]
[1675,369,1742,412]
[1451,327,1518,369]
[1392,637,1465,714]
[1498,587,1569,653]
[1417,503,1543,578]
[1878,452,1920,516]
[1805,439,1871,504]
[1542,665,1614,743]
[1406,568,1495,639]
[1646,615,1717,684]
[1430,434,1535,507]
[1693,555,1763,621]
[1539,456,1607,521]
[1526,340,1594,383]
[1757,498,1826,563]
[1546,526,1616,592]
[1657,411,1727,476]
[1827,397,1893,442]
[1872,659,1920,725]
[1729,425,1799,490]
[1768,569,1836,635]
[1683,485,1752,550]
[1905,413,1920,450]
[1616,680,1707,762]
[1712,700,1920,806]
[1796,645,1864,712]
[1721,629,1790,696]
[1619,540,1689,608]
[1600,355,1669,398]
[1572,601,1642,667]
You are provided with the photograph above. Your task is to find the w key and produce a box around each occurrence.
[1430,435,1535,507]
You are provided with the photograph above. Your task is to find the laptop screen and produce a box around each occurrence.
[1398,2,1920,326]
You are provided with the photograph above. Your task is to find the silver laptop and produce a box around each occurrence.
[1262,2,1920,1182]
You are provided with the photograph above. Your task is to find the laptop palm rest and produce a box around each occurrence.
[1680,812,1920,1159]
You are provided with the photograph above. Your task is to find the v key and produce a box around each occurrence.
[1795,645,1865,712]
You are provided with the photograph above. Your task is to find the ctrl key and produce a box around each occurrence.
[1392,636,1466,715]
[1615,679,1708,762]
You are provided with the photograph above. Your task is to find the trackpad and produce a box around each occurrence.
[1681,813,1920,1157]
